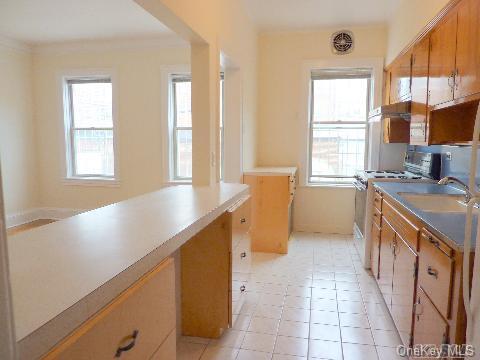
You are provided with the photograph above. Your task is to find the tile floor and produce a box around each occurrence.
[177,232,404,360]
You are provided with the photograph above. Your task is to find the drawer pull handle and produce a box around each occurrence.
[240,285,246,292]
[427,266,438,278]
[428,235,440,248]
[240,218,246,224]
[115,330,139,357]
[240,252,247,258]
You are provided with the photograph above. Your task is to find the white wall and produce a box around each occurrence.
[0,42,39,216]
[386,0,450,64]
[257,26,388,233]
[32,42,190,210]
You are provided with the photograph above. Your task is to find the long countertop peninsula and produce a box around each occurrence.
[8,183,249,359]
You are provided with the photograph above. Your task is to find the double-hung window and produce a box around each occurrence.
[309,69,371,184]
[170,74,225,181]
[64,77,116,181]
[171,75,193,180]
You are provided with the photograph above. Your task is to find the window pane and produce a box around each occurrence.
[176,129,192,178]
[71,81,112,128]
[73,129,114,176]
[312,78,368,123]
[174,81,192,127]
[310,124,365,178]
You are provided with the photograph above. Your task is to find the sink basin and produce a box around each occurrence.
[398,193,473,213]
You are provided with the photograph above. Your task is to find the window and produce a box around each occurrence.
[64,77,116,180]
[170,74,225,181]
[171,76,193,180]
[219,75,225,180]
[309,69,371,184]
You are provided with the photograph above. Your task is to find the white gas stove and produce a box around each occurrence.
[353,151,441,268]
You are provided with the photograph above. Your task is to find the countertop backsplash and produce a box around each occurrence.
[410,145,478,187]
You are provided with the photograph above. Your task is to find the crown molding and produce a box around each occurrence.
[33,35,189,55]
[0,35,32,53]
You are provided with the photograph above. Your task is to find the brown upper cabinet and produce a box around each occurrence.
[410,36,431,145]
[455,0,480,99]
[385,0,480,145]
[428,9,458,107]
[389,49,413,104]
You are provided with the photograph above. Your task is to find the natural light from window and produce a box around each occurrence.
[309,71,370,184]
[66,79,115,179]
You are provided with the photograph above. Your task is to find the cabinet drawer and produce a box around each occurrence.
[43,258,175,360]
[383,200,419,250]
[374,190,383,211]
[289,175,296,199]
[418,230,454,319]
[229,196,251,249]
[373,207,382,227]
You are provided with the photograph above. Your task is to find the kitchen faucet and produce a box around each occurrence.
[438,176,475,203]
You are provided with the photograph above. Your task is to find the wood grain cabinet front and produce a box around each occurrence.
[378,219,395,310]
[391,234,418,346]
[244,172,296,254]
[229,196,252,317]
[42,258,176,360]
[413,287,450,347]
[410,35,431,145]
[371,222,381,280]
[418,230,454,319]
[455,0,480,99]
[428,8,458,107]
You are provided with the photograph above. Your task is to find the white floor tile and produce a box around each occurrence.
[241,332,276,353]
[274,335,309,357]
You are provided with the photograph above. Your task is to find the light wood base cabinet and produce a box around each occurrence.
[243,171,296,254]
[181,213,231,339]
[373,187,471,350]
[229,196,252,318]
[42,258,176,360]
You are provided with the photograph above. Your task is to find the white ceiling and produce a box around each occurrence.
[243,0,401,31]
[0,0,173,45]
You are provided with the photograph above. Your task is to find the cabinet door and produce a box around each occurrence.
[455,0,480,98]
[413,288,449,347]
[378,219,395,310]
[371,222,381,279]
[390,50,412,103]
[428,10,458,106]
[410,36,430,145]
[391,235,417,347]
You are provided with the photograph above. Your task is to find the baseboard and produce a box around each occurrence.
[6,207,86,228]
[293,223,354,235]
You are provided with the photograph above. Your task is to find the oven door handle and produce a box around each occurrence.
[353,180,367,191]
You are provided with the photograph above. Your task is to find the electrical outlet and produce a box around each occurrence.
[445,152,452,161]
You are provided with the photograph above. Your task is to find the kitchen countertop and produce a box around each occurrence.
[374,182,477,251]
[8,183,249,359]
[243,167,297,176]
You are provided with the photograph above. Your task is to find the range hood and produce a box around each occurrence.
[369,101,411,120]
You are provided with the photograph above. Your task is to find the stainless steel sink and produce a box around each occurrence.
[398,193,473,213]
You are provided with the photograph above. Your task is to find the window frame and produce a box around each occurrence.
[61,71,120,185]
[163,69,225,184]
[307,70,372,185]
[171,75,193,181]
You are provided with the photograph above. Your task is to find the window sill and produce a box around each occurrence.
[164,180,192,186]
[63,177,120,187]
[303,182,355,189]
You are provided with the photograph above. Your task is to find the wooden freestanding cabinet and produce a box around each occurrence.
[243,167,297,254]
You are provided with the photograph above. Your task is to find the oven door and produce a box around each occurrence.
[353,179,367,237]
